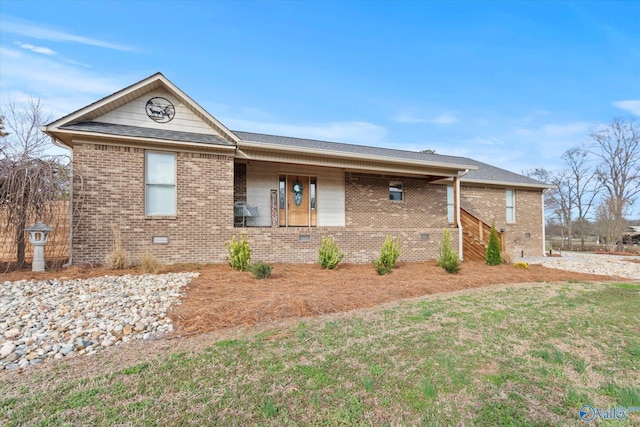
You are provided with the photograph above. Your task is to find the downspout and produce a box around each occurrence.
[457,169,469,261]
[50,136,74,267]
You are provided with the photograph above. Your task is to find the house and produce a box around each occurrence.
[42,73,552,266]
[622,226,640,245]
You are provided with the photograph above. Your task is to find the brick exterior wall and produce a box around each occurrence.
[345,172,450,229]
[225,171,458,264]
[71,147,541,266]
[72,142,235,265]
[233,162,247,203]
[459,184,545,259]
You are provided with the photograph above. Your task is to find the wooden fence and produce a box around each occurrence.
[0,201,70,263]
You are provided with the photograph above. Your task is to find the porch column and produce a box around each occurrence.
[455,175,463,261]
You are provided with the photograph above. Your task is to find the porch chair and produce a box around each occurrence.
[234,201,259,227]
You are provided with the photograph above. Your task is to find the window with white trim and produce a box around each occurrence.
[447,185,454,223]
[145,151,176,215]
[506,189,515,223]
[389,181,404,201]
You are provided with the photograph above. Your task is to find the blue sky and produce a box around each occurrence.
[1,0,639,175]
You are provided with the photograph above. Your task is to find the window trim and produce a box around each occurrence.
[506,189,515,223]
[145,150,177,216]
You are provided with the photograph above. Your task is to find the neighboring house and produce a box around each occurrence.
[622,226,640,245]
[42,73,552,266]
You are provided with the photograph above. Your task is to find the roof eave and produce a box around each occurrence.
[237,140,478,172]
[461,177,555,190]
[44,128,236,152]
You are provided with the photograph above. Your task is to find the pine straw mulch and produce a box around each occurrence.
[166,261,627,335]
[1,259,631,336]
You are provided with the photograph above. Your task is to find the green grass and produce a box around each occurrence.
[1,281,639,426]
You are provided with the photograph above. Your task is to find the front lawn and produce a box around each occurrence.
[2,281,639,426]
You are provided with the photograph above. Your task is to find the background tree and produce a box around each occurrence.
[590,118,640,250]
[0,98,72,270]
[562,146,599,250]
[0,116,9,138]
[1,98,52,159]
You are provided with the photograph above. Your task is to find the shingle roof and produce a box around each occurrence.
[61,122,234,146]
[234,130,551,188]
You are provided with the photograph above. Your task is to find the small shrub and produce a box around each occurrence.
[318,236,344,269]
[140,252,160,274]
[226,235,251,271]
[105,225,129,270]
[486,224,502,266]
[436,229,460,274]
[374,262,394,275]
[373,235,402,275]
[248,261,273,279]
[513,261,529,269]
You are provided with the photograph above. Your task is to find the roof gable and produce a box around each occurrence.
[44,72,239,146]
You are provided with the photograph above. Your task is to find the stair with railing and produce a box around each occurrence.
[460,208,504,261]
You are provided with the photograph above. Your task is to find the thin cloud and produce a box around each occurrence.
[0,46,125,117]
[222,117,388,146]
[14,41,56,56]
[541,122,590,137]
[2,16,137,52]
[393,112,458,126]
[613,100,640,116]
[431,114,458,125]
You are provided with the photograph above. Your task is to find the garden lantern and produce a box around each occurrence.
[26,222,53,272]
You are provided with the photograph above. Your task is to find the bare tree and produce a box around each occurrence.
[1,97,52,159]
[595,196,628,251]
[589,117,640,250]
[562,146,599,250]
[0,116,8,138]
[552,170,577,249]
[524,167,578,248]
[0,99,71,270]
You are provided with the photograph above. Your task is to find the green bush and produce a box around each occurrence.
[318,236,344,269]
[436,229,460,274]
[225,234,252,271]
[486,224,502,266]
[248,261,273,279]
[373,235,402,275]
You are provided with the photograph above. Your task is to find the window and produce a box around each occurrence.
[389,181,403,201]
[279,176,285,209]
[145,151,176,215]
[506,189,515,223]
[447,185,454,223]
[310,178,317,210]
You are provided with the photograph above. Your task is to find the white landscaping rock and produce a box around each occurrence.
[522,252,640,280]
[0,272,197,371]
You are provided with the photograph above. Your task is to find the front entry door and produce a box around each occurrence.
[287,175,309,226]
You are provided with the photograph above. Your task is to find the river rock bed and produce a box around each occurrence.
[523,252,640,280]
[1,272,198,371]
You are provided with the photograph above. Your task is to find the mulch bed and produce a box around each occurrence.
[167,261,623,335]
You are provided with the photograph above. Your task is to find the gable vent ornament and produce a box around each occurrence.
[145,97,175,123]
[292,179,303,206]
